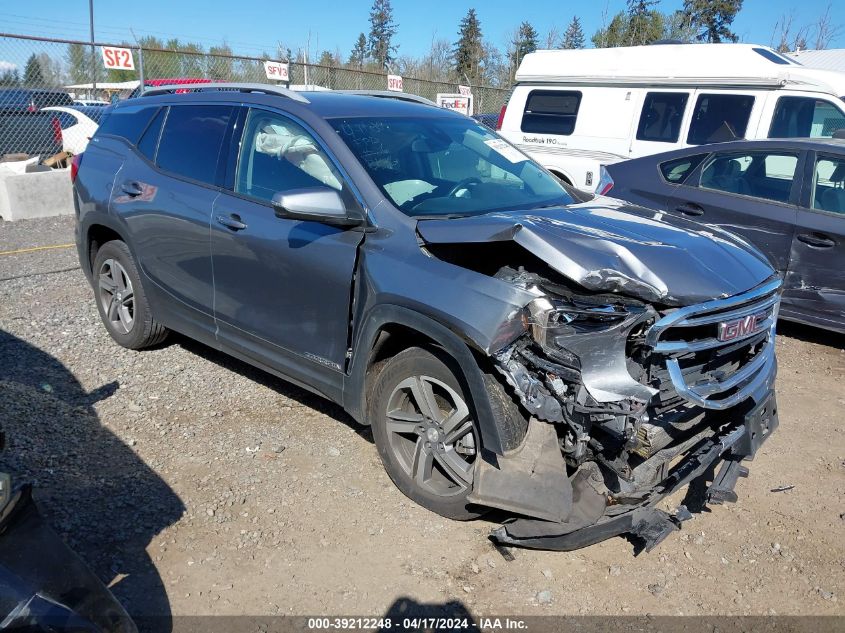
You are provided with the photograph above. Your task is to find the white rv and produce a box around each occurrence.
[496,43,845,191]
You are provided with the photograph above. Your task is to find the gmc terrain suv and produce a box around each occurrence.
[73,84,781,551]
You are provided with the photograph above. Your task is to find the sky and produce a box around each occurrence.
[1,0,843,64]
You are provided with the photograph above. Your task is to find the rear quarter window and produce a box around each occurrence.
[96,105,161,145]
[521,90,581,136]
[659,154,706,183]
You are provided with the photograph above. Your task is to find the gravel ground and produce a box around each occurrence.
[0,216,843,620]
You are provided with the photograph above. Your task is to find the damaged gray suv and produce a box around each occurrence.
[74,84,781,551]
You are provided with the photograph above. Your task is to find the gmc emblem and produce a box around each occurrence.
[718,313,764,342]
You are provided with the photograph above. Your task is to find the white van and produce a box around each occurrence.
[496,43,845,191]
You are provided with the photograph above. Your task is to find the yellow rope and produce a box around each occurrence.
[0,243,75,256]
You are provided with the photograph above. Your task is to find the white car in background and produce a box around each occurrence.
[41,105,106,154]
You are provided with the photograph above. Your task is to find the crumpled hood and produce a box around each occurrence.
[416,200,775,306]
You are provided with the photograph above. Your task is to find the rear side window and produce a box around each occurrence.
[687,94,755,145]
[637,92,689,143]
[97,105,160,144]
[156,105,233,186]
[32,91,73,108]
[700,151,798,203]
[811,156,845,214]
[659,154,706,183]
[137,107,166,161]
[769,97,845,138]
[521,90,581,136]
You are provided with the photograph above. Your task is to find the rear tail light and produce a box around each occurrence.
[495,104,507,130]
[51,116,62,145]
[596,165,614,196]
[70,153,83,183]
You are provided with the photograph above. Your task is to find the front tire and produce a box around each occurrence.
[92,240,168,350]
[369,347,486,520]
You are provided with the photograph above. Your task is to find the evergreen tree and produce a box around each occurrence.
[23,53,44,86]
[0,68,20,87]
[683,0,743,43]
[454,9,484,83]
[349,33,367,68]
[562,16,586,49]
[66,43,90,84]
[627,0,663,46]
[368,0,398,70]
[512,21,539,69]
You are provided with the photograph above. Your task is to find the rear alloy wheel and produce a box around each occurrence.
[98,258,135,334]
[92,240,168,350]
[370,347,485,520]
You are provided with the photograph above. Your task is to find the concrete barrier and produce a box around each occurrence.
[0,167,75,221]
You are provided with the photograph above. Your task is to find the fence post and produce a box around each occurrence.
[137,46,145,94]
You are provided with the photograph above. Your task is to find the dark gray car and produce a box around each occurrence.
[605,138,845,333]
[73,84,781,552]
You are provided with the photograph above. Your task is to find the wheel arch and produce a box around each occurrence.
[343,304,511,456]
[82,218,127,278]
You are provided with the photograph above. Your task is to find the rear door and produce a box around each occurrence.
[210,107,363,392]
[667,148,803,273]
[782,151,845,330]
[115,103,234,331]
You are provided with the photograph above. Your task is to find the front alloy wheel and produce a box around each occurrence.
[370,347,485,520]
[385,374,477,496]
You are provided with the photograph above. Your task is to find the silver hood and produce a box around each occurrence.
[416,200,776,306]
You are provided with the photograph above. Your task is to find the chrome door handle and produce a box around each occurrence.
[216,214,247,231]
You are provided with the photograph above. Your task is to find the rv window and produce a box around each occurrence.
[637,93,689,143]
[687,94,754,145]
[769,97,845,138]
[521,90,581,136]
[659,154,706,183]
[752,48,795,65]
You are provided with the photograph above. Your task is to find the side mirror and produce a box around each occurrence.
[272,187,361,227]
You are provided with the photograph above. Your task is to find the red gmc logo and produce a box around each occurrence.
[718,313,763,342]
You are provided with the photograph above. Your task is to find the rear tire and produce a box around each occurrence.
[92,240,168,350]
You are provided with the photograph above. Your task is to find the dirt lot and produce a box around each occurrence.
[1,216,843,620]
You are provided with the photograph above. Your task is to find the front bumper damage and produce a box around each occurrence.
[487,396,778,552]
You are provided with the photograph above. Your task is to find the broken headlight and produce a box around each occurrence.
[527,297,630,356]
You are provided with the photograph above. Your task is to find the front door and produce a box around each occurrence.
[783,152,845,330]
[210,108,363,388]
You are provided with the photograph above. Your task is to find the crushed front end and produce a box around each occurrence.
[478,271,782,552]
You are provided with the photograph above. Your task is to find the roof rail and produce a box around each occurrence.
[141,82,310,103]
[334,90,437,106]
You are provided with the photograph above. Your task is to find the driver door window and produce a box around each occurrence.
[235,109,343,203]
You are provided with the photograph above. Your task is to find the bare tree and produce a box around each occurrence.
[544,27,561,49]
[813,3,843,50]
[771,12,809,52]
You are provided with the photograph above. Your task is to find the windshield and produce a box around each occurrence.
[329,115,574,217]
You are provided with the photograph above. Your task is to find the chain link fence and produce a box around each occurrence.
[0,32,509,158]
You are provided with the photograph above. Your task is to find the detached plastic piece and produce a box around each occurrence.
[706,458,749,505]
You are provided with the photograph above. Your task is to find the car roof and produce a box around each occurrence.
[129,88,456,120]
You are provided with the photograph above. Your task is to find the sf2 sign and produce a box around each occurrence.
[263,60,290,82]
[387,74,403,92]
[101,46,135,70]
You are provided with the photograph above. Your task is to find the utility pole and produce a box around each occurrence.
[89,0,96,97]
